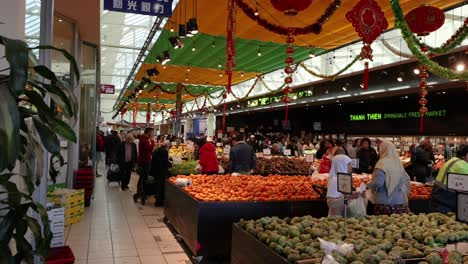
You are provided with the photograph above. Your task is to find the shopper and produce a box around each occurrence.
[431,145,468,213]
[315,140,327,159]
[352,138,361,153]
[199,136,219,175]
[334,139,347,156]
[285,139,299,157]
[104,131,112,166]
[134,127,155,202]
[150,140,173,207]
[325,139,337,157]
[412,141,435,183]
[109,130,122,163]
[356,138,379,174]
[96,130,105,176]
[367,140,410,215]
[229,134,256,174]
[247,135,260,153]
[116,133,138,191]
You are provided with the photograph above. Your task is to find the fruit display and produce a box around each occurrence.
[169,144,194,159]
[169,175,432,202]
[239,213,468,263]
[217,156,311,175]
[169,160,198,175]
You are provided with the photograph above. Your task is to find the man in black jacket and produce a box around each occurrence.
[116,134,138,190]
[150,140,172,207]
[229,134,256,174]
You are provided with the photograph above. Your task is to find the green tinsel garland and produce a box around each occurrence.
[390,0,468,80]
[299,55,360,81]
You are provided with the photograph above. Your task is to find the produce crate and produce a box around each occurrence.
[164,181,328,259]
[47,189,84,207]
[231,224,290,264]
[65,211,84,226]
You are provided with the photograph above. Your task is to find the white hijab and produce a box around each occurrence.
[374,140,405,197]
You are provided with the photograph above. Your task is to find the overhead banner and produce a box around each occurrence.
[104,0,173,17]
[99,84,115,94]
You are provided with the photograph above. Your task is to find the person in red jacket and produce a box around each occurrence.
[96,129,105,177]
[199,137,219,175]
[134,127,155,203]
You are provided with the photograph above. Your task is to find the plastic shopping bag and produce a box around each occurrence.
[319,238,354,264]
[319,155,332,173]
[195,164,202,173]
[347,183,367,217]
[218,165,225,174]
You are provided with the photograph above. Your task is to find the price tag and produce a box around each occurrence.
[447,173,468,192]
[227,127,232,132]
[216,142,223,147]
[457,192,468,223]
[337,173,353,194]
[240,128,245,133]
[305,154,314,163]
[263,148,271,155]
[351,159,359,169]
[217,132,223,139]
[171,142,177,146]
[223,147,231,155]
[284,149,291,156]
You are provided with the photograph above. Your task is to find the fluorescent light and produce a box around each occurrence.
[337,94,351,98]
[360,89,385,95]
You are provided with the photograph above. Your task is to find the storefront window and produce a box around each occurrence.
[80,43,98,167]
[25,0,41,54]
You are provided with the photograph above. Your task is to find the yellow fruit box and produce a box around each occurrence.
[47,189,84,207]
[65,212,84,226]
[65,202,85,217]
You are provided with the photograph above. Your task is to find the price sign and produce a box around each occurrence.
[263,148,271,155]
[217,132,223,139]
[351,159,359,169]
[171,142,177,146]
[456,192,468,223]
[337,173,353,194]
[187,144,194,150]
[447,173,468,192]
[240,128,245,133]
[216,142,223,147]
[223,147,231,155]
[284,149,291,156]
[305,154,314,163]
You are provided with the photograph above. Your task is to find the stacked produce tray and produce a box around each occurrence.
[74,167,94,206]
[164,181,328,258]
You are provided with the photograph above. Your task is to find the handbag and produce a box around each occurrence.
[319,155,332,173]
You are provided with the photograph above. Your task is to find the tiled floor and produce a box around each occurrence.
[65,168,191,264]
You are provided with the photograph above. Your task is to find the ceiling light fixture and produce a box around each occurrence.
[192,45,196,52]
[254,9,259,16]
[257,50,262,56]
[413,68,420,75]
[187,67,190,72]
[308,51,315,58]
[146,67,159,77]
[178,24,187,38]
[456,62,465,72]
[169,36,184,49]
[187,18,198,35]
[342,86,347,91]
[397,72,405,82]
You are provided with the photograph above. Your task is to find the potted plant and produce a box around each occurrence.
[0,36,79,263]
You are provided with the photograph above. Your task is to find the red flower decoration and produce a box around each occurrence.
[405,6,445,36]
[271,0,313,16]
[346,0,388,44]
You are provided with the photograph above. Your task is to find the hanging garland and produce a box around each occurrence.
[230,76,261,100]
[208,90,226,99]
[261,79,286,92]
[236,0,341,35]
[380,38,415,59]
[390,0,468,80]
[410,17,468,55]
[299,54,361,81]
[206,94,224,107]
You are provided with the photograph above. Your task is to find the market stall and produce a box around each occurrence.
[164,174,433,259]
[232,214,468,264]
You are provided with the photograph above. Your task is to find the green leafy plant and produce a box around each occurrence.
[0,36,79,263]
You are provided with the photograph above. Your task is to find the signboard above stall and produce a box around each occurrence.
[104,0,173,17]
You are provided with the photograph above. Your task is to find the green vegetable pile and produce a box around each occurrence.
[169,160,198,175]
[239,213,468,264]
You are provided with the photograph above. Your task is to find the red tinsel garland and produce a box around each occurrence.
[236,0,341,35]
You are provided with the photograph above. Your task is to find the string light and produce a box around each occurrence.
[413,68,420,75]
[456,62,465,72]
[257,50,262,56]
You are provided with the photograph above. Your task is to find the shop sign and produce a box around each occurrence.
[104,0,173,17]
[349,109,447,121]
[100,84,115,94]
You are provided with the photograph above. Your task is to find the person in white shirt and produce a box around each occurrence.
[326,155,362,217]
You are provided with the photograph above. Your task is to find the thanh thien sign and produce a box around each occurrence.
[349,110,447,121]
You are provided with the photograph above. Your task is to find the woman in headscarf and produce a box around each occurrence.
[116,133,138,191]
[367,140,410,215]
[326,155,362,217]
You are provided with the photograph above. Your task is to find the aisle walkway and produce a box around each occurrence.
[65,168,191,264]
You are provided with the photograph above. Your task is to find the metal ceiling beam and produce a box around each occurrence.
[112,16,164,109]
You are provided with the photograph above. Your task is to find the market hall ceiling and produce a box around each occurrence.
[119,0,466,109]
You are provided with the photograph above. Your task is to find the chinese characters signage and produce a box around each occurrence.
[100,84,115,94]
[104,0,173,17]
[349,109,447,121]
